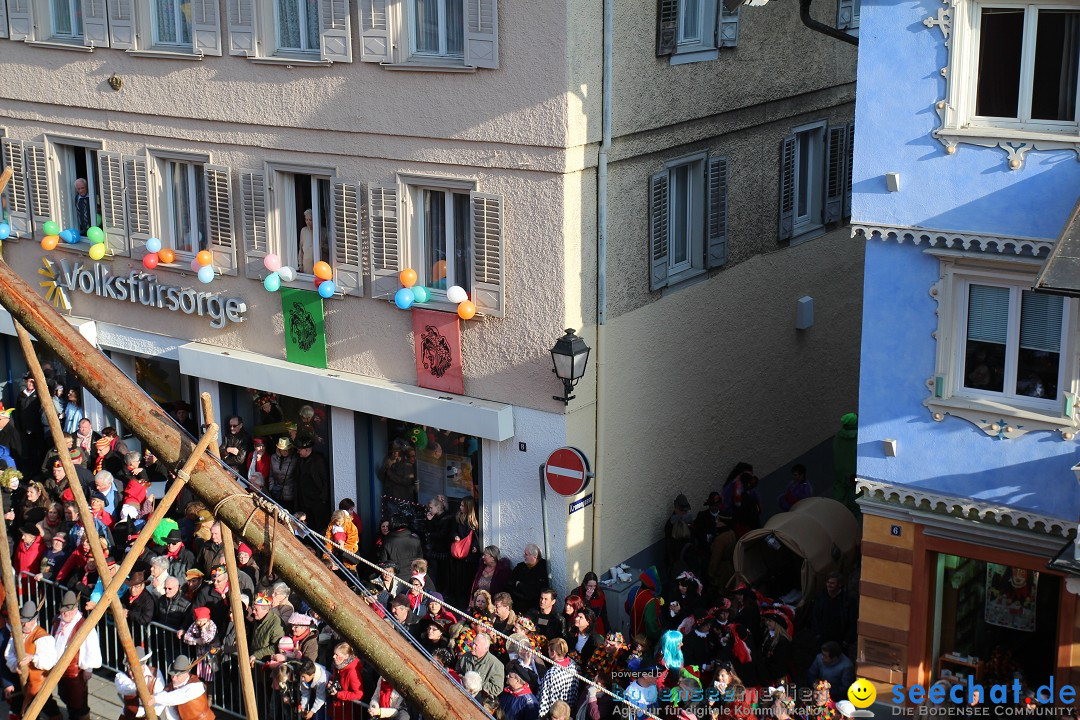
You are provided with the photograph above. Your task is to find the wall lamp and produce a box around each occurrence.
[549,328,591,405]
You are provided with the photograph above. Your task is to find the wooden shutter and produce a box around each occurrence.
[106,0,134,49]
[656,0,677,56]
[25,142,50,234]
[837,0,856,29]
[82,0,110,47]
[778,135,795,242]
[123,154,151,257]
[649,171,669,291]
[191,0,222,56]
[227,0,257,56]
[359,0,389,63]
[717,6,739,47]
[470,192,503,316]
[368,186,399,299]
[238,169,267,279]
[0,0,9,39]
[706,156,729,269]
[824,125,846,224]
[332,180,363,296]
[844,122,854,219]
[464,0,498,69]
[204,164,236,275]
[97,151,128,256]
[320,0,353,63]
[1,139,30,238]
[7,0,31,41]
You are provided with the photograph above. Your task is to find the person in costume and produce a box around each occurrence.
[51,590,102,720]
[114,645,166,720]
[153,654,216,720]
[4,601,58,717]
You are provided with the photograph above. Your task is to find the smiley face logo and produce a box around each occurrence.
[848,679,877,709]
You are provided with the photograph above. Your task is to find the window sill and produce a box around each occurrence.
[250,55,332,67]
[923,394,1079,439]
[934,124,1080,170]
[126,48,204,60]
[669,49,719,65]
[659,268,708,296]
[383,59,476,73]
[26,39,93,52]
[789,225,826,247]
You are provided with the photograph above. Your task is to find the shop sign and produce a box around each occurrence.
[39,257,246,329]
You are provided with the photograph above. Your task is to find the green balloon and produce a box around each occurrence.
[87,226,105,244]
[42,220,59,236]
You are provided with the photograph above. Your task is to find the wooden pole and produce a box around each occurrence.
[0,493,28,687]
[0,251,485,720]
[199,393,258,720]
[20,426,218,720]
[15,323,159,720]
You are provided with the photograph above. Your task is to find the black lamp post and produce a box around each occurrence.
[550,328,591,405]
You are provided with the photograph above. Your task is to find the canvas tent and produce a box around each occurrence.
[732,497,859,605]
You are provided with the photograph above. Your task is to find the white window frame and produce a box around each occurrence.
[676,0,714,53]
[401,174,476,303]
[150,0,193,47]
[267,162,334,284]
[45,135,102,246]
[925,251,1080,438]
[50,0,83,38]
[664,154,706,282]
[408,0,464,60]
[274,0,320,53]
[792,121,826,239]
[928,0,1080,168]
[149,150,211,261]
[838,0,860,31]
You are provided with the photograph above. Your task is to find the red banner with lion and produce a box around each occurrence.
[412,308,465,395]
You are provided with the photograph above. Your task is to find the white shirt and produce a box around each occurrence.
[115,667,167,718]
[53,615,102,671]
[5,628,57,673]
[300,663,329,714]
[155,679,208,720]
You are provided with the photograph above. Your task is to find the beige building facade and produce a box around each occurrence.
[0,0,861,606]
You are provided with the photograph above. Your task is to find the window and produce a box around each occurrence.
[268,170,332,276]
[152,0,193,46]
[793,125,824,237]
[926,257,1080,437]
[357,0,498,68]
[7,0,106,46]
[656,0,739,62]
[100,0,221,56]
[226,0,351,62]
[649,153,729,291]
[51,0,84,38]
[409,185,471,294]
[929,1,1080,166]
[48,141,101,241]
[276,0,319,52]
[779,122,852,243]
[838,0,860,31]
[155,159,208,255]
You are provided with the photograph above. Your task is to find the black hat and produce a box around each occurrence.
[295,436,314,450]
[59,590,78,612]
[705,491,723,507]
[169,655,193,675]
[21,371,33,380]
[505,661,528,681]
[90,490,107,503]
[128,560,150,586]
[165,528,183,544]
[19,523,40,538]
[674,493,691,510]
[18,602,37,622]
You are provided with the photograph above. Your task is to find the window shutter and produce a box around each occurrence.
[123,154,151,257]
[97,151,128,256]
[717,6,739,47]
[470,192,503,316]
[368,186,400,300]
[843,122,854,219]
[204,164,236,275]
[332,180,363,296]
[1020,291,1064,353]
[191,0,222,56]
[1,139,30,238]
[706,156,729,269]
[238,169,268,279]
[837,0,856,29]
[823,125,846,224]
[0,0,9,39]
[25,142,51,235]
[106,0,134,49]
[649,171,669,291]
[7,0,31,41]
[227,0,257,56]
[656,0,677,56]
[320,0,353,63]
[464,0,498,69]
[778,135,795,242]
[82,0,110,47]
[966,285,1009,345]
[359,0,389,63]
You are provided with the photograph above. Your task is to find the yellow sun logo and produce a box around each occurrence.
[38,257,70,311]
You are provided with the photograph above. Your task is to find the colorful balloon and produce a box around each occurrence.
[399,268,418,288]
[42,220,59,236]
[394,287,415,310]
[263,273,282,292]
[446,285,468,304]
[278,266,296,282]
[318,280,336,299]
[88,243,107,261]
[59,229,74,244]
[40,235,59,251]
[142,253,159,270]
[197,265,215,284]
[158,248,176,264]
[457,300,477,320]
[0,223,10,240]
[146,237,162,253]
[190,257,202,272]
[196,250,213,267]
[411,286,430,304]
[86,227,104,244]
[313,261,333,281]
[263,254,282,272]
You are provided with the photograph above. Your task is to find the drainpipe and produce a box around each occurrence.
[800,0,858,46]
[591,0,613,573]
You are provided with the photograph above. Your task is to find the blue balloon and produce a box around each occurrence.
[0,223,9,240]
[146,237,162,253]
[263,272,281,292]
[197,265,215,284]
[63,229,79,244]
[394,287,415,309]
[411,286,430,304]
[319,280,337,299]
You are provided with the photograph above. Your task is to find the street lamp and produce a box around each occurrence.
[550,328,591,405]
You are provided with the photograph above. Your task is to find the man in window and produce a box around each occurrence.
[74,178,91,236]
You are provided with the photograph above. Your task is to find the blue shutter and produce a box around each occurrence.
[778,135,796,241]
[706,156,728,268]
[650,171,669,290]
[1020,291,1064,353]
[967,285,1009,344]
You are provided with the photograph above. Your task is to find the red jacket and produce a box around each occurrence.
[331,656,364,720]
[123,478,148,508]
[15,536,44,575]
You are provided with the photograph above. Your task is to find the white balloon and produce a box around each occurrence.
[278,266,296,282]
[446,285,468,304]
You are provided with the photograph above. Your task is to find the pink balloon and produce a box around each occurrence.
[190,257,201,272]
[263,254,282,272]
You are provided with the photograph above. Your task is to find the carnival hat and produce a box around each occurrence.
[59,590,79,612]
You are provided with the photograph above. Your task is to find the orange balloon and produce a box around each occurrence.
[40,235,59,251]
[432,259,447,282]
[158,248,176,264]
[399,268,418,288]
[313,261,333,281]
[196,250,213,267]
[457,300,477,320]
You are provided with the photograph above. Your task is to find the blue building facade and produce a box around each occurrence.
[852,0,1080,695]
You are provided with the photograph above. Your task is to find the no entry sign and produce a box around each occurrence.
[544,446,592,496]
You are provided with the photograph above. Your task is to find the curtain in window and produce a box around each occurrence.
[53,0,72,35]
[154,0,192,44]
[169,162,194,253]
[415,0,440,54]
[679,0,700,43]
[423,190,447,289]
[278,0,318,50]
[446,0,463,55]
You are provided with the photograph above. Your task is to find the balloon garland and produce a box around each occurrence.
[393,268,475,319]
[260,254,338,298]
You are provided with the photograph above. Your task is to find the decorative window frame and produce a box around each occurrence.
[924,249,1080,439]
[924,0,1080,170]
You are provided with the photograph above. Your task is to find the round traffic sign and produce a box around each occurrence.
[544,446,591,496]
